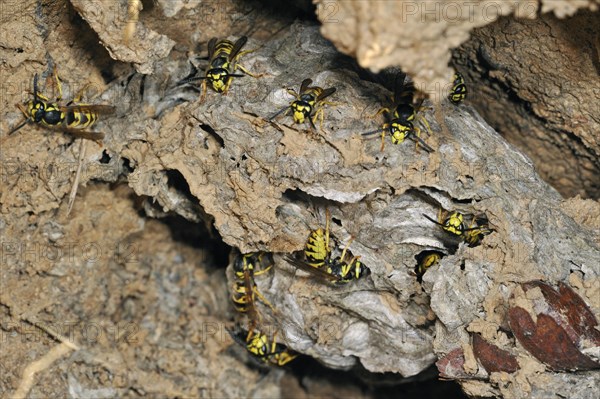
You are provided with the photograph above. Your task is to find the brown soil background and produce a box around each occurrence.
[1,1,598,398]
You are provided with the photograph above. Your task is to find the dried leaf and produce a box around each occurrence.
[508,306,600,371]
[472,333,519,374]
[436,348,471,379]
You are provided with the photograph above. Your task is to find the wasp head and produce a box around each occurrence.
[390,120,413,144]
[247,333,269,356]
[28,100,46,123]
[353,259,370,280]
[291,100,312,124]
[206,68,230,92]
[443,211,464,236]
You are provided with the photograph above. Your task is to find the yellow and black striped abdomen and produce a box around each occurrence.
[449,73,467,104]
[416,252,442,277]
[231,279,253,313]
[304,228,329,267]
[213,40,235,58]
[326,257,370,284]
[65,108,99,129]
[246,331,298,366]
[210,40,236,69]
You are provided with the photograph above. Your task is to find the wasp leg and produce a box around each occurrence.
[221,78,234,96]
[285,88,298,98]
[411,127,434,153]
[66,139,87,217]
[236,47,257,59]
[367,107,390,120]
[316,101,339,133]
[236,63,263,79]
[338,236,355,263]
[71,83,95,104]
[8,104,30,135]
[253,287,275,312]
[307,111,318,132]
[16,102,29,119]
[268,331,279,357]
[52,66,64,102]
[245,320,258,342]
[253,263,273,277]
[199,80,208,103]
[325,209,331,254]
[380,128,388,152]
[312,108,326,134]
[417,114,433,135]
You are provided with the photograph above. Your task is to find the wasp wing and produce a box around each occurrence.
[316,87,336,103]
[242,269,260,319]
[59,104,116,115]
[392,73,407,103]
[393,73,416,106]
[206,37,217,61]
[44,126,106,141]
[412,98,426,114]
[229,36,248,61]
[284,255,340,283]
[299,78,313,94]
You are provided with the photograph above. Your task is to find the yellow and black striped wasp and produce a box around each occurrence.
[227,326,298,367]
[231,252,275,317]
[178,36,259,102]
[362,73,434,152]
[285,209,370,284]
[422,209,493,247]
[414,250,445,282]
[462,214,493,247]
[8,69,115,140]
[269,78,336,132]
[448,72,467,104]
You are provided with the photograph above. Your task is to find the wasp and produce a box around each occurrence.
[178,36,259,101]
[462,214,493,247]
[227,326,298,367]
[231,252,275,318]
[422,209,493,247]
[269,78,336,132]
[285,209,370,284]
[362,73,434,152]
[414,250,445,281]
[448,72,467,104]
[8,69,114,140]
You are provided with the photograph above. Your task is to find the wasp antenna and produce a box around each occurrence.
[33,74,39,102]
[308,115,317,132]
[8,119,29,135]
[178,76,208,85]
[361,128,382,137]
[268,106,289,121]
[463,226,494,233]
[422,213,445,227]
[412,135,434,153]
